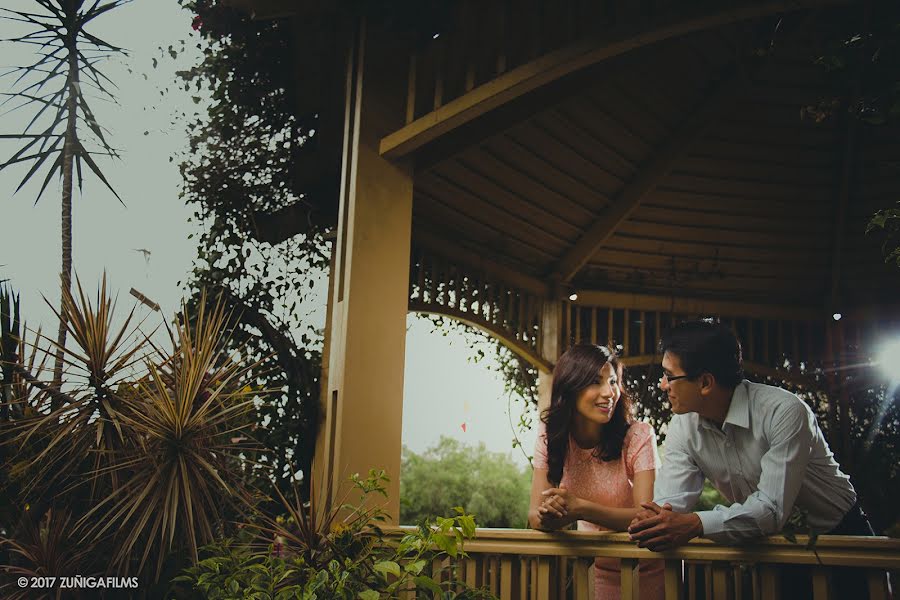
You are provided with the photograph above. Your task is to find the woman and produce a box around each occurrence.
[529,344,663,600]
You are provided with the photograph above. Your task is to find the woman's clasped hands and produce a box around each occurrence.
[536,487,580,530]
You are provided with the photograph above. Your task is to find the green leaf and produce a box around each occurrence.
[358,590,380,600]
[405,560,428,575]
[433,533,457,557]
[374,560,402,579]
[413,575,443,598]
[458,514,476,538]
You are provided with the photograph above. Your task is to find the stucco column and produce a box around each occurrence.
[313,21,412,522]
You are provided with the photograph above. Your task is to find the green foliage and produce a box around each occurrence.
[176,470,497,600]
[868,202,900,268]
[176,0,328,504]
[0,277,262,591]
[0,0,127,201]
[401,437,531,529]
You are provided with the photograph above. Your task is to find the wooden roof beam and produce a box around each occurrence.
[550,65,745,284]
[413,231,549,297]
[379,0,852,160]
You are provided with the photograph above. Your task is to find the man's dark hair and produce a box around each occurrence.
[659,320,744,388]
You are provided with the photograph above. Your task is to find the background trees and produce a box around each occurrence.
[401,437,532,529]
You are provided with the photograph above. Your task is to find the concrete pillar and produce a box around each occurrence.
[313,20,413,522]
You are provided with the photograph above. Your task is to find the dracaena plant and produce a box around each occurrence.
[1,276,267,589]
[0,0,130,394]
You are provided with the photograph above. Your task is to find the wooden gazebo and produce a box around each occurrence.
[227,0,900,597]
[230,0,898,508]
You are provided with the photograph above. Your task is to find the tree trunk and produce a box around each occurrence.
[51,38,79,403]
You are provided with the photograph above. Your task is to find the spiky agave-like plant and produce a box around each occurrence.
[2,279,265,583]
[0,0,130,394]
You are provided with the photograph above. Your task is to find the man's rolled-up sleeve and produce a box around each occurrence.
[696,402,814,544]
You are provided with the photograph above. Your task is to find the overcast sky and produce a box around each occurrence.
[0,0,536,468]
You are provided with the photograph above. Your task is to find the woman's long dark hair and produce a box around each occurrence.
[542,344,633,485]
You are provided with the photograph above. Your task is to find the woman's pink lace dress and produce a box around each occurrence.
[534,420,664,600]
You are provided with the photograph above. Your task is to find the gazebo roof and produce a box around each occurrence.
[236,0,898,317]
[408,24,900,311]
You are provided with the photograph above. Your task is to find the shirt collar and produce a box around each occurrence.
[697,380,751,432]
[723,380,751,430]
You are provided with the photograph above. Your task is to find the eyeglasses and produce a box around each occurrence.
[660,373,690,384]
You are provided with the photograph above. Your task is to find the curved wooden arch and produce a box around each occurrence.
[409,303,552,373]
[380,0,849,160]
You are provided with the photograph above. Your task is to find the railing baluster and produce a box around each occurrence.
[621,557,640,600]
[811,566,830,600]
[573,558,591,600]
[867,569,888,600]
[556,556,568,600]
[759,565,780,600]
[733,564,744,600]
[500,556,515,600]
[536,557,551,600]
[687,562,697,600]
[664,559,683,600]
[712,562,731,599]
[464,556,477,588]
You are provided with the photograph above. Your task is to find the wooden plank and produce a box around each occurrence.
[759,565,780,600]
[687,563,697,600]
[867,569,888,600]
[536,557,551,600]
[412,230,549,296]
[623,308,631,355]
[621,557,640,600]
[639,311,646,355]
[553,65,744,282]
[380,0,853,159]
[406,53,417,125]
[811,566,830,600]
[571,291,822,321]
[465,556,478,588]
[500,557,514,600]
[711,563,731,599]
[574,559,591,600]
[665,560,683,600]
[591,307,598,345]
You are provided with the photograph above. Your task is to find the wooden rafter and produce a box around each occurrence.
[413,231,548,297]
[550,65,745,283]
[379,0,852,160]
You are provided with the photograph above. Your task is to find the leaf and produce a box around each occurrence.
[458,514,476,538]
[405,559,428,575]
[374,560,402,579]
[413,576,444,598]
[358,590,380,600]
[432,533,457,557]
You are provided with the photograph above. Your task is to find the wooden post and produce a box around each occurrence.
[621,558,640,600]
[538,299,561,415]
[318,19,414,521]
[664,560,683,600]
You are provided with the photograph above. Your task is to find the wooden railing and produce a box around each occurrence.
[384,527,899,600]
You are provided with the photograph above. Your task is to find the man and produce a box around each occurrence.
[627,321,874,575]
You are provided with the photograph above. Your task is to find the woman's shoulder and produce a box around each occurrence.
[624,420,656,443]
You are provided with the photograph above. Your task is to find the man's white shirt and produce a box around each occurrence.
[654,380,856,543]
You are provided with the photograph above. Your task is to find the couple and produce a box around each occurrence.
[528,320,872,600]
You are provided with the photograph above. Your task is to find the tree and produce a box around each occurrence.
[175,0,328,503]
[0,0,128,393]
[401,437,532,529]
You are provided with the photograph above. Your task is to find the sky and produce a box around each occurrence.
[0,0,536,469]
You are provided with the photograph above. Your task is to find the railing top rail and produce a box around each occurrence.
[383,526,900,569]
